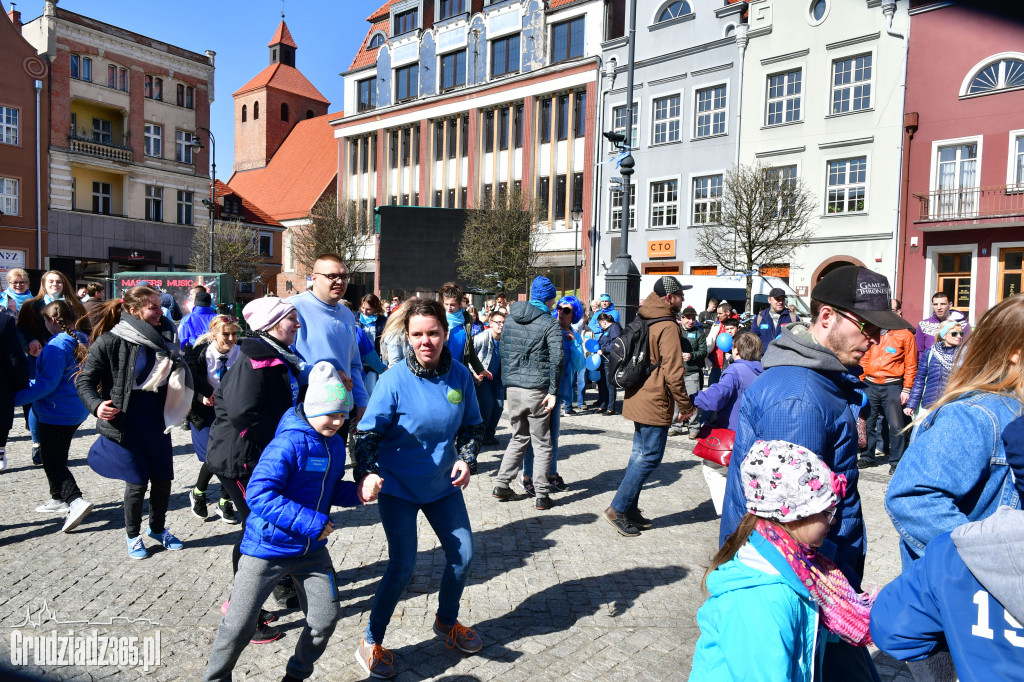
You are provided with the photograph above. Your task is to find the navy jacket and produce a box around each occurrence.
[752,309,796,357]
[241,406,360,559]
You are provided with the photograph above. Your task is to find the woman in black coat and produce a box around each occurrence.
[0,311,28,470]
[594,313,622,415]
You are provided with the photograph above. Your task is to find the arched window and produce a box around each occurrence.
[241,104,247,122]
[281,103,289,121]
[657,1,691,22]
[254,101,260,119]
[369,33,385,49]
[968,58,1024,95]
[306,109,314,119]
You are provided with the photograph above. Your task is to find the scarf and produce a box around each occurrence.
[252,330,306,376]
[406,345,453,379]
[1,288,31,312]
[933,341,957,373]
[755,518,875,647]
[529,299,550,315]
[359,312,379,328]
[43,293,63,305]
[110,313,194,433]
[446,311,467,363]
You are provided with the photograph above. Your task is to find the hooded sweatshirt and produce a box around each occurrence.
[720,323,867,583]
[500,300,564,394]
[870,506,1024,682]
[15,331,89,425]
[693,358,764,431]
[589,302,620,333]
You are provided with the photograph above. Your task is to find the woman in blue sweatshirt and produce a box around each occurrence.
[15,300,94,533]
[352,298,484,680]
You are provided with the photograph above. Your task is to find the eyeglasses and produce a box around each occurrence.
[314,272,350,283]
[8,280,27,286]
[948,331,963,338]
[832,308,880,338]
[824,507,838,524]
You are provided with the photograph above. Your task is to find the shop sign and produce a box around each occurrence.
[647,239,675,258]
[109,247,161,263]
[0,249,26,288]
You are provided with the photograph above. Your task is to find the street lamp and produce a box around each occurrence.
[571,204,583,295]
[190,127,216,272]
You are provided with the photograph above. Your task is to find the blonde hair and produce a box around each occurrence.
[935,322,963,345]
[194,315,240,348]
[380,298,418,364]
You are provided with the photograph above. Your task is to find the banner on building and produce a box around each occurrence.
[0,249,26,289]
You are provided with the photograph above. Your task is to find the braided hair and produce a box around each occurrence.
[40,299,88,364]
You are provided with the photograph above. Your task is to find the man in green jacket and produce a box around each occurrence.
[670,305,709,438]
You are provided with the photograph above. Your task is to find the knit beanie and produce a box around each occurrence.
[1002,416,1024,500]
[530,276,557,303]
[742,440,845,523]
[304,361,352,418]
[243,296,295,332]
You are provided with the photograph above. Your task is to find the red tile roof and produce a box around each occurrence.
[226,113,342,222]
[268,20,297,48]
[213,180,282,227]
[233,62,330,104]
[349,17,389,71]
[367,0,395,22]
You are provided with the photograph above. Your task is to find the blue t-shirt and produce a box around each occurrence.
[357,358,482,504]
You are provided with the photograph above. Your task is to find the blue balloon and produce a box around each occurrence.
[716,333,734,353]
[584,338,600,353]
[588,369,601,381]
[586,354,602,370]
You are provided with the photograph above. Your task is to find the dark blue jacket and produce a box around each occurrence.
[178,306,218,349]
[241,406,360,559]
[597,321,621,355]
[693,359,763,431]
[15,331,89,426]
[752,309,796,357]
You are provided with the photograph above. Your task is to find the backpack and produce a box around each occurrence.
[608,315,675,390]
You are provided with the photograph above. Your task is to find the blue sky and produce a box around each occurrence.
[48,0,380,174]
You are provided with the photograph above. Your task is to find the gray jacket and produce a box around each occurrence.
[473,329,499,371]
[499,301,563,394]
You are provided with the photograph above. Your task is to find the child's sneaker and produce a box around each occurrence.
[0,449,7,471]
[354,638,395,679]
[146,527,184,551]
[432,616,483,653]
[126,534,148,560]
[250,621,282,644]
[36,499,69,513]
[189,489,208,519]
[216,499,239,524]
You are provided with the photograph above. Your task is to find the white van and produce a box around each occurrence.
[599,274,809,317]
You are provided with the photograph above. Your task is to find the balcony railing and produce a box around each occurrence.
[67,128,133,162]
[915,185,1024,221]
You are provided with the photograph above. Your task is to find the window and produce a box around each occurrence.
[439,0,465,20]
[176,84,195,108]
[555,174,567,220]
[258,233,273,258]
[935,143,978,218]
[357,78,376,112]
[71,55,92,81]
[514,104,524,148]
[613,105,639,149]
[557,95,570,141]
[831,54,872,114]
[434,190,443,207]
[937,252,971,312]
[572,172,585,215]
[652,95,681,144]
[433,123,443,162]
[769,165,799,216]
[0,107,18,145]
[350,139,360,174]
[144,123,162,157]
[242,104,247,122]
[373,133,381,169]
[403,127,412,165]
[107,65,128,91]
[369,33,386,49]
[91,182,112,214]
[281,103,289,121]
[0,178,18,216]
[92,118,112,145]
[809,0,828,22]
[145,186,163,222]
[395,64,418,102]
[826,157,867,214]
[394,8,418,35]
[145,75,163,101]
[441,51,466,91]
[254,101,260,119]
[460,115,468,158]
[650,180,678,227]
[551,16,585,63]
[447,188,456,208]
[611,184,636,231]
[362,136,371,173]
[176,190,193,225]
[491,34,520,77]
[658,1,692,22]
[573,92,586,138]
[967,58,1024,95]
[176,130,196,164]
[484,110,495,152]
[695,85,727,138]
[1013,135,1024,186]
[540,98,552,143]
[998,248,1023,301]
[692,175,723,225]
[483,184,493,206]
[306,109,314,119]
[538,177,550,220]
[499,108,510,151]
[766,69,801,125]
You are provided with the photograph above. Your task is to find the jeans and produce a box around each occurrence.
[523,405,559,479]
[475,379,504,440]
[39,422,84,504]
[366,491,473,645]
[124,479,172,538]
[596,363,618,412]
[496,387,554,498]
[204,546,340,681]
[864,382,906,463]
[610,423,669,514]
[576,367,587,406]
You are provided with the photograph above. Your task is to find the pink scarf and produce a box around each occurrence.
[755,518,875,647]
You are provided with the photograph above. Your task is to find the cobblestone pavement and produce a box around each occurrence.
[0,401,914,681]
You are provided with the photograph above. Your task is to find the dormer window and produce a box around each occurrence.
[657,1,692,22]
[394,8,418,36]
[369,33,386,49]
[438,0,465,21]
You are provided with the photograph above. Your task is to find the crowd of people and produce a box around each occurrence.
[0,257,1019,682]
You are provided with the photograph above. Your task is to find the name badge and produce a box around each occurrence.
[760,323,770,329]
[305,457,328,472]
[884,346,897,354]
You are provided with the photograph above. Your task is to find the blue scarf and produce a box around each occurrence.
[359,312,379,328]
[44,293,64,305]
[446,310,467,364]
[529,299,550,314]
[0,288,32,312]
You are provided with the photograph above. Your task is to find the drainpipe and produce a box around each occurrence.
[590,55,614,298]
[733,23,749,168]
[35,79,43,269]
[881,0,909,295]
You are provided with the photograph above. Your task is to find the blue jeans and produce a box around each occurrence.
[365,491,473,644]
[523,406,559,478]
[610,423,669,514]
[475,379,503,440]
[576,368,587,406]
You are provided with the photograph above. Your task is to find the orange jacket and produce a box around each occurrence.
[859,328,918,390]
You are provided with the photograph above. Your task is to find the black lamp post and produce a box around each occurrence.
[190,127,216,272]
[571,203,583,295]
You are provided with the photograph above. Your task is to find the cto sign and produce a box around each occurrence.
[647,240,675,259]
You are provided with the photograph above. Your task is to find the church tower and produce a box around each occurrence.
[232,19,330,172]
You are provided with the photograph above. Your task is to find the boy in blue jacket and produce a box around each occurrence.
[204,361,370,682]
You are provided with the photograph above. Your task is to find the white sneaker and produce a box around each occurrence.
[62,498,93,533]
[36,499,69,513]
[0,451,6,471]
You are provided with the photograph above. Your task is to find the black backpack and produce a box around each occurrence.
[608,315,676,390]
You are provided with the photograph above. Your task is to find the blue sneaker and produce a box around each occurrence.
[126,534,148,560]
[146,527,184,551]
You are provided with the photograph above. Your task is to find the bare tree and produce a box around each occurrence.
[694,162,817,310]
[292,195,368,273]
[457,188,546,296]
[189,217,268,284]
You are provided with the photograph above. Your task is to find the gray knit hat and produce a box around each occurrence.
[304,361,352,418]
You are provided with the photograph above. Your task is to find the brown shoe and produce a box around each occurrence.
[626,507,653,530]
[354,638,395,679]
[433,616,483,653]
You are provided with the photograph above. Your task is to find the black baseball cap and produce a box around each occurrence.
[811,266,913,331]
[768,287,787,298]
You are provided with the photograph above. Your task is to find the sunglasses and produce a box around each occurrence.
[948,331,963,338]
[557,307,573,315]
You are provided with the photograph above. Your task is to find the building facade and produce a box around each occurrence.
[898,2,1024,326]
[335,0,621,299]
[593,0,744,295]
[22,0,214,289]
[737,0,909,297]
[0,3,49,282]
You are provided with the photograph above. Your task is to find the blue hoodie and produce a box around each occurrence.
[694,359,764,431]
[15,331,89,425]
[241,406,360,560]
[178,306,218,349]
[589,302,621,334]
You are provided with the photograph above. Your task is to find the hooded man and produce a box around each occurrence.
[589,293,620,334]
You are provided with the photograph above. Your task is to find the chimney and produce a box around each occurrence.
[7,4,22,34]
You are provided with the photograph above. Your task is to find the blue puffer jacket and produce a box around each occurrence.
[241,406,361,560]
[720,324,867,583]
[905,342,957,412]
[15,331,89,426]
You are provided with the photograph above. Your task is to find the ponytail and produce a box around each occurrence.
[702,513,758,594]
[89,286,158,343]
[40,300,88,364]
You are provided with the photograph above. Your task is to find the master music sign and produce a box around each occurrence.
[647,239,676,258]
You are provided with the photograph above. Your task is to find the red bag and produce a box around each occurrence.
[692,424,736,466]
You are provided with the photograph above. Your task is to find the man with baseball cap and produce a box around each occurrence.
[603,276,694,537]
[751,287,797,357]
[720,265,909,679]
